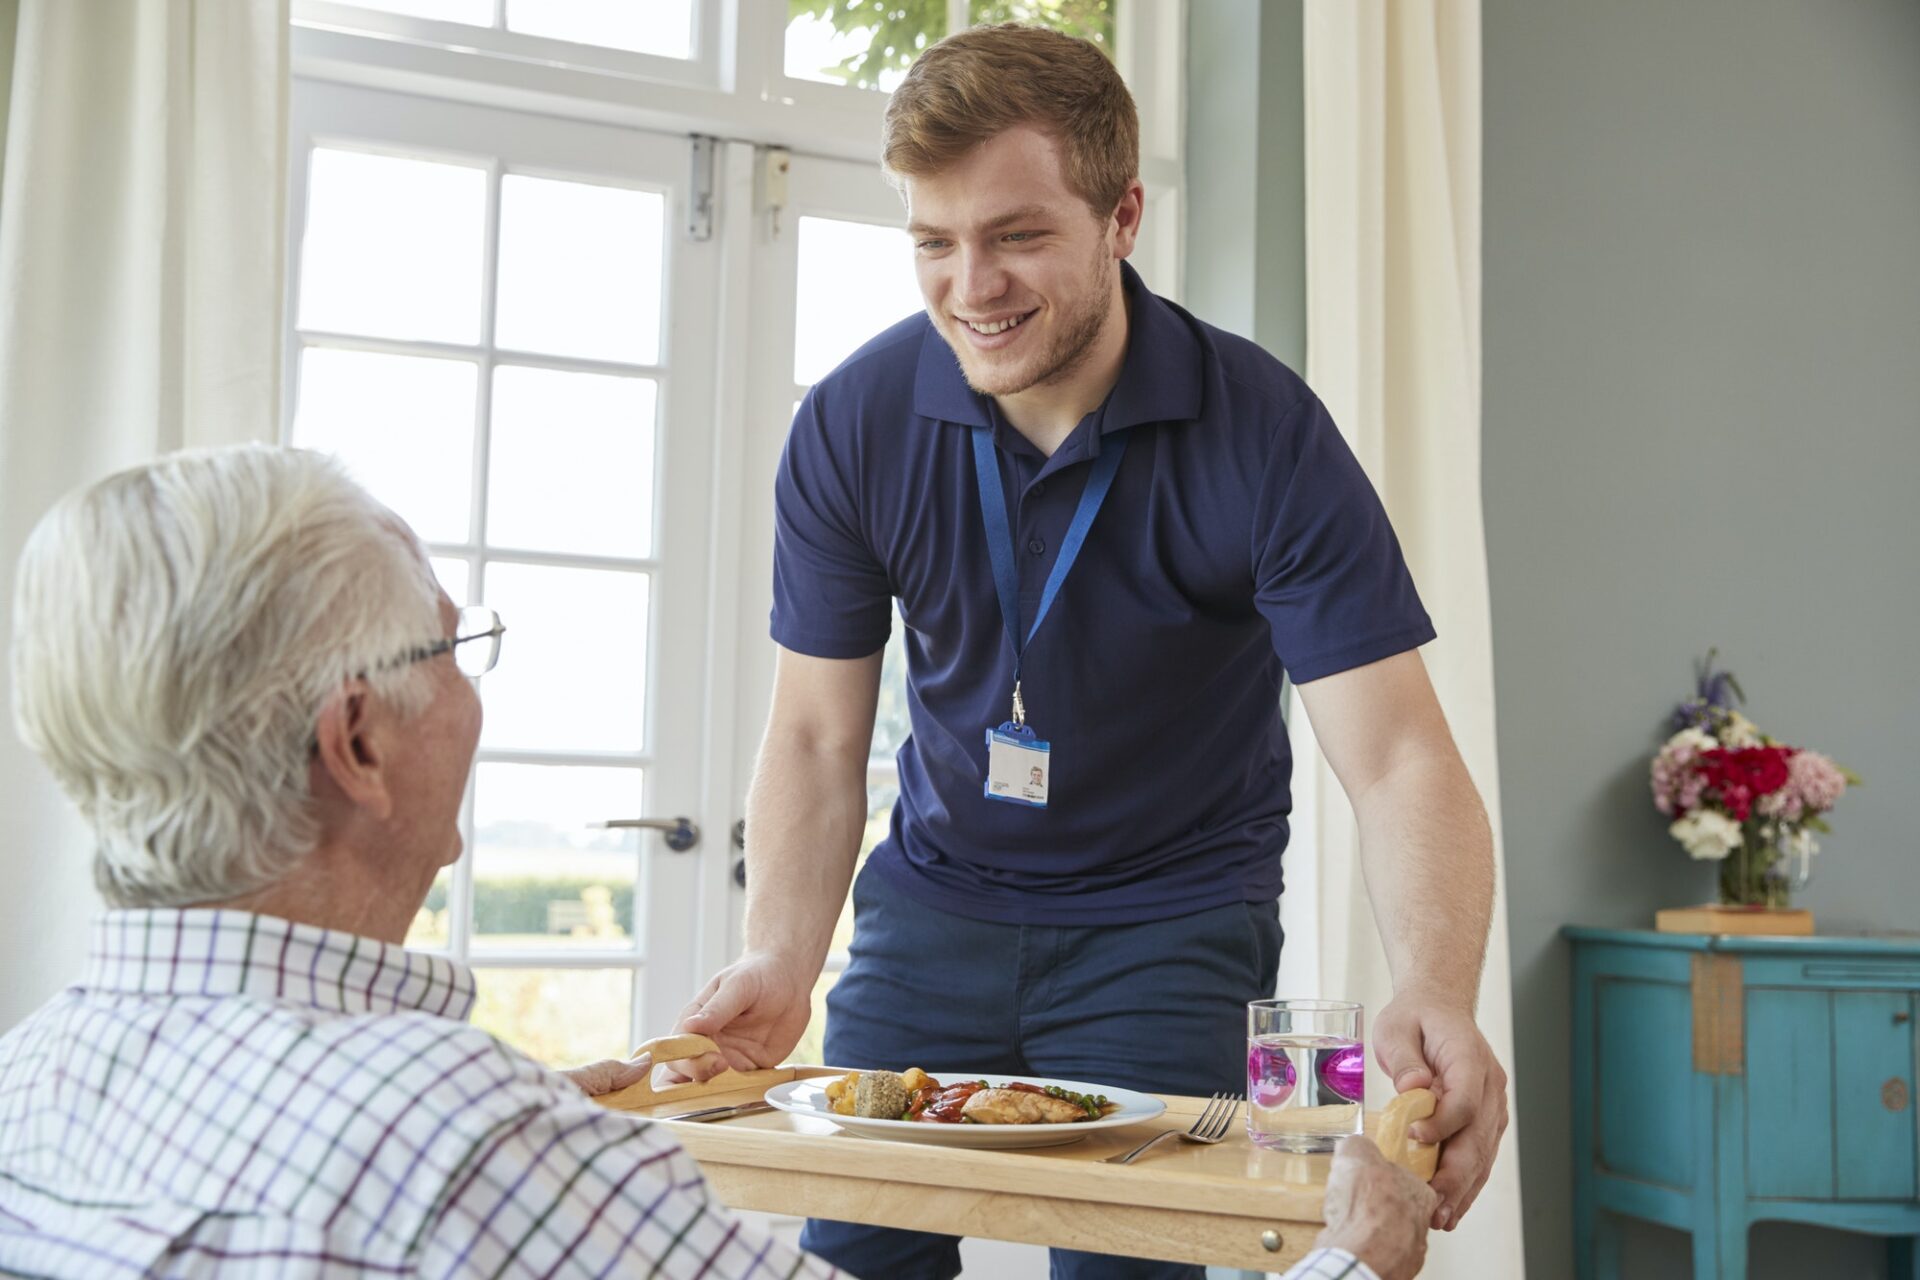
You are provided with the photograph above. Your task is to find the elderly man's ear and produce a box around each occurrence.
[311,681,395,822]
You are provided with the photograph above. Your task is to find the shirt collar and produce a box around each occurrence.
[912,260,1205,433]
[81,908,478,1021]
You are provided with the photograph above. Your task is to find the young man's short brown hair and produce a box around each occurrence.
[881,23,1139,219]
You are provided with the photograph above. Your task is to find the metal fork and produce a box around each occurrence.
[1102,1092,1242,1165]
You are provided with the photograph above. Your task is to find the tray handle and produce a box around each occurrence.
[593,1036,834,1114]
[1376,1087,1440,1181]
[595,1034,720,1110]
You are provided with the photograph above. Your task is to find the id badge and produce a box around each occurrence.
[985,723,1051,808]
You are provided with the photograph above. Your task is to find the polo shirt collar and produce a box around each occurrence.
[913,260,1204,433]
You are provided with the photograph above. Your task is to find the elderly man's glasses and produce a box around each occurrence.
[396,604,505,679]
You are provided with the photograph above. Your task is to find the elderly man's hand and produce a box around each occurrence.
[1371,995,1509,1230]
[1315,1135,1438,1280]
[561,1055,653,1098]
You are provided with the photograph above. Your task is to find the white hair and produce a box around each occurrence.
[10,445,444,907]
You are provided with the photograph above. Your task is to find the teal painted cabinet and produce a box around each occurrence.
[1567,928,1920,1278]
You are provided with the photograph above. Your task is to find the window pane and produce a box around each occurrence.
[471,968,633,1067]
[299,148,485,344]
[506,0,694,59]
[431,557,472,605]
[407,866,453,950]
[870,629,910,761]
[496,175,664,365]
[784,7,942,92]
[968,1,1117,55]
[293,347,476,544]
[478,562,649,752]
[794,217,922,385]
[337,0,492,23]
[486,366,657,558]
[471,762,644,952]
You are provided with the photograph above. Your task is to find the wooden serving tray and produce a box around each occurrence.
[596,1058,1438,1273]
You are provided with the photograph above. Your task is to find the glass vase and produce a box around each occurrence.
[1718,827,1811,909]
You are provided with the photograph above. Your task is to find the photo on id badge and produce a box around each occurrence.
[986,729,1050,807]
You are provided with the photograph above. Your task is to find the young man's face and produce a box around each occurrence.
[903,125,1136,398]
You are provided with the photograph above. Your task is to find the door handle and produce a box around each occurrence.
[596,817,700,852]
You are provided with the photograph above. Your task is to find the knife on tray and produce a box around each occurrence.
[660,1100,776,1123]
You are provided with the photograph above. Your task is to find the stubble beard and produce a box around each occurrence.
[956,250,1114,399]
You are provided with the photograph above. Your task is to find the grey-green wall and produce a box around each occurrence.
[1191,1,1920,1275]
[1486,0,1920,1275]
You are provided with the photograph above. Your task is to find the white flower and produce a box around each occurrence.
[1667,727,1718,755]
[1670,809,1743,861]
[1721,712,1763,749]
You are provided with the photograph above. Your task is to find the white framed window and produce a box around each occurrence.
[297,0,727,86]
[283,81,728,1069]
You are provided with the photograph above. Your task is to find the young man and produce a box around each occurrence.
[674,24,1508,1280]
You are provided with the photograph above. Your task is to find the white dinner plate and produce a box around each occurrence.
[763,1072,1167,1149]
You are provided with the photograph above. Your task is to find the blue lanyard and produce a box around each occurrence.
[971,424,1128,725]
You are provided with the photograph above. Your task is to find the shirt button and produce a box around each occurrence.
[1031,482,1047,497]
[1027,537,1046,556]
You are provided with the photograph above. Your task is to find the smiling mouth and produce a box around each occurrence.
[961,310,1036,336]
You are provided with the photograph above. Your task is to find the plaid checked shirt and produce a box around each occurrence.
[0,910,1376,1280]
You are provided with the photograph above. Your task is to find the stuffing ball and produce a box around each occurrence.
[853,1069,910,1120]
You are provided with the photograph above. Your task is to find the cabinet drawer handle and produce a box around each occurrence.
[1895,1011,1911,1025]
[1886,1078,1911,1113]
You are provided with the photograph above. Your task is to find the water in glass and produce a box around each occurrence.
[1248,1032,1365,1151]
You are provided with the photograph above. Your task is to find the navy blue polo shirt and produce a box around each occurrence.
[771,262,1434,925]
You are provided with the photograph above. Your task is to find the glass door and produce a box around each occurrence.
[284,80,724,1065]
[726,152,923,1062]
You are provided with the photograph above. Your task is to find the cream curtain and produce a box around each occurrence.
[0,0,287,1031]
[1280,1,1526,1275]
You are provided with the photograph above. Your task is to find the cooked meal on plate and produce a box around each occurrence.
[823,1069,1119,1125]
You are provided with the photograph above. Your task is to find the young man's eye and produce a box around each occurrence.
[1004,232,1036,243]
[915,239,949,252]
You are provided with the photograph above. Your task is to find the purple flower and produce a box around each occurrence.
[1671,651,1747,733]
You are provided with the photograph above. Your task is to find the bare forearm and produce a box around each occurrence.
[739,729,869,971]
[1353,753,1494,1009]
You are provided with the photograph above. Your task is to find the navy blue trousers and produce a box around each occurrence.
[799,865,1283,1280]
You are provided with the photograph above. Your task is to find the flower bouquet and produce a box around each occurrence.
[1650,651,1860,912]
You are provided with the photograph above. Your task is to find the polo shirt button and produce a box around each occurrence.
[1031,482,1047,497]
[1027,537,1046,555]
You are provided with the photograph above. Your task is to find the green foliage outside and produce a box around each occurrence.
[420,876,634,938]
[789,0,1116,91]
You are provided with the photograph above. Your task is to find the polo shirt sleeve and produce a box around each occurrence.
[769,388,894,659]
[1252,395,1435,684]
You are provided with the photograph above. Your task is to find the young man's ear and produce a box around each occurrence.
[1108,178,1147,259]
[311,680,395,821]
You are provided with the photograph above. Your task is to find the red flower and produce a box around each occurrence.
[1693,746,1795,822]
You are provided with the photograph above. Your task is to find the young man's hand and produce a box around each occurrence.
[1315,1135,1438,1280]
[1371,995,1510,1230]
[654,950,816,1083]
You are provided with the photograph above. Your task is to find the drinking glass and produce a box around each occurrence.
[1246,998,1365,1152]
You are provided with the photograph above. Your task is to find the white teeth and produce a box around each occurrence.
[966,312,1027,335]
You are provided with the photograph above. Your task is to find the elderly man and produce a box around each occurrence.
[0,445,1434,1279]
